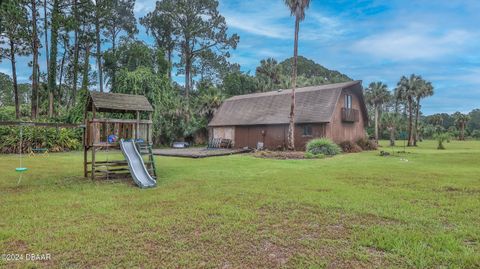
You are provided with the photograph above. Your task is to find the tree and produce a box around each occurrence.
[382,112,400,146]
[93,0,106,92]
[413,79,433,145]
[140,2,175,81]
[395,74,421,146]
[365,82,391,143]
[155,0,239,99]
[255,58,282,90]
[27,0,41,118]
[102,0,137,90]
[47,0,61,117]
[453,112,470,140]
[0,0,30,119]
[284,0,310,150]
[0,73,14,106]
[222,71,257,96]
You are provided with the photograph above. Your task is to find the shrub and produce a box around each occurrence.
[304,152,325,159]
[339,140,362,153]
[306,138,341,156]
[356,138,378,151]
[434,132,451,150]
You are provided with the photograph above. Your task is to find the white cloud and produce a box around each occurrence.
[134,0,155,15]
[351,24,474,61]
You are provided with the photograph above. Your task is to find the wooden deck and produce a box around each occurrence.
[152,147,251,158]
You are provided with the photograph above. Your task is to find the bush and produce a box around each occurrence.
[306,138,341,156]
[0,126,81,154]
[338,140,362,153]
[304,152,325,159]
[356,138,378,151]
[434,132,451,150]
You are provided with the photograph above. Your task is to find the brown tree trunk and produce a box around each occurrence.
[31,0,39,119]
[414,98,420,146]
[460,123,465,140]
[10,41,20,119]
[288,17,300,150]
[374,105,379,143]
[94,4,103,92]
[185,48,191,99]
[389,126,395,146]
[70,0,79,108]
[43,0,49,77]
[111,35,117,90]
[407,98,414,146]
[82,45,91,91]
[167,48,172,81]
[57,43,67,111]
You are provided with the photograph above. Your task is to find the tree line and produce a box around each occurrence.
[365,75,479,147]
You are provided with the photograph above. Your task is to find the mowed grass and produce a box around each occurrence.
[1,140,479,268]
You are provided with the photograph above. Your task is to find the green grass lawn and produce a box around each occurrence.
[1,140,479,268]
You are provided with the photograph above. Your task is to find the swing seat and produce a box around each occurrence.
[15,167,28,172]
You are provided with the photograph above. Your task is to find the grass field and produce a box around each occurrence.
[1,140,479,268]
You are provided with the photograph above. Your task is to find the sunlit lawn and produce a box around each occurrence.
[1,140,479,268]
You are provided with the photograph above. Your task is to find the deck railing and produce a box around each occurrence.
[341,108,359,122]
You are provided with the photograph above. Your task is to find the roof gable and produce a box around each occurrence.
[209,81,363,126]
[86,91,154,113]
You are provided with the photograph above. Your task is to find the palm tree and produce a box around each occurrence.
[284,0,310,150]
[381,112,399,146]
[395,74,421,146]
[413,80,433,146]
[255,58,281,91]
[453,112,470,140]
[365,82,391,143]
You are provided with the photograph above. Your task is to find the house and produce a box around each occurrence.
[208,80,368,150]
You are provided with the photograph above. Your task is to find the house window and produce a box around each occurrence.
[303,125,313,136]
[344,94,352,109]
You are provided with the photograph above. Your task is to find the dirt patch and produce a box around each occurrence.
[253,150,306,159]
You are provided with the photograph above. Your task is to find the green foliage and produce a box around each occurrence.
[278,56,351,82]
[471,130,480,140]
[304,151,325,159]
[434,132,451,150]
[356,138,378,151]
[222,71,257,96]
[0,126,81,153]
[306,138,341,156]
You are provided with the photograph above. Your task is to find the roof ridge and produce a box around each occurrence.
[226,80,360,101]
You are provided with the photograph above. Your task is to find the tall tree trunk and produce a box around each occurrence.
[185,52,191,99]
[374,105,379,143]
[31,0,39,119]
[43,0,49,76]
[111,35,116,90]
[167,48,172,81]
[460,123,465,140]
[58,42,67,111]
[70,0,79,108]
[48,0,60,117]
[414,98,420,146]
[389,126,395,146]
[287,17,300,150]
[82,46,91,91]
[407,98,414,146]
[94,5,103,92]
[10,40,20,119]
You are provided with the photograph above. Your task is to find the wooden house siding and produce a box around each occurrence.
[211,123,326,150]
[326,88,366,143]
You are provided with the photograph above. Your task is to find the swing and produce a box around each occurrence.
[16,126,28,184]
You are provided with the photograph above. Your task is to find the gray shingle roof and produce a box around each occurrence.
[209,81,362,126]
[87,91,154,113]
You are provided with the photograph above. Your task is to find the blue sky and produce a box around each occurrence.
[2,0,480,115]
